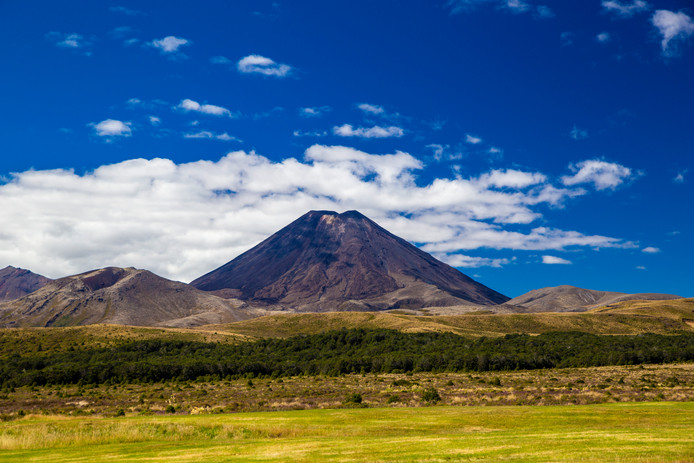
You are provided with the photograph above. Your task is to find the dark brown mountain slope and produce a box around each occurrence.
[0,266,52,302]
[0,267,256,328]
[507,285,682,312]
[191,210,509,311]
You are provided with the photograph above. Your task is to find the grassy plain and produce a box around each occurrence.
[1,402,693,462]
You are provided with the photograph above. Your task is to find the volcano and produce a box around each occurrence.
[191,210,509,311]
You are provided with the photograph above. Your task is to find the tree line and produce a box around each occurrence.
[2,329,694,387]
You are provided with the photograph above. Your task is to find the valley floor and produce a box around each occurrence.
[1,402,692,462]
[1,363,693,417]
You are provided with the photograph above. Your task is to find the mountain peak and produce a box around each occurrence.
[191,210,509,310]
[0,266,52,302]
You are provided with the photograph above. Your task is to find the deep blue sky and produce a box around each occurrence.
[0,0,692,297]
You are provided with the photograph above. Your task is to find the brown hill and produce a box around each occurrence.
[191,210,509,311]
[0,267,258,328]
[0,266,52,302]
[507,285,682,312]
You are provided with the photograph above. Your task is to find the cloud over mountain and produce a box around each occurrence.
[0,146,635,282]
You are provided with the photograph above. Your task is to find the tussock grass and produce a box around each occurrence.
[206,301,694,339]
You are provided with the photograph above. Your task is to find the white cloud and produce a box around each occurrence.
[435,253,512,268]
[596,32,611,43]
[293,130,327,137]
[333,124,404,139]
[636,265,646,270]
[542,255,572,264]
[535,6,554,19]
[561,160,633,190]
[176,99,233,117]
[561,32,575,46]
[210,56,232,64]
[504,0,530,13]
[489,147,503,155]
[148,116,161,126]
[642,246,660,253]
[674,170,686,183]
[237,54,292,77]
[652,10,694,56]
[358,103,385,115]
[570,126,588,140]
[46,32,92,53]
[150,36,189,54]
[602,0,650,18]
[183,131,241,142]
[300,106,330,117]
[109,6,145,16]
[466,134,482,144]
[0,146,633,281]
[90,119,132,137]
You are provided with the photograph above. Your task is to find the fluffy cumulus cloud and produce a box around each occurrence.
[561,160,633,190]
[237,55,292,77]
[0,146,634,281]
[150,36,189,54]
[90,119,132,137]
[642,246,660,253]
[652,10,694,56]
[333,124,404,139]
[602,0,650,17]
[542,255,572,265]
[176,99,233,117]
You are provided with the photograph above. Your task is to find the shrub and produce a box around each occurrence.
[345,393,362,404]
[421,387,441,403]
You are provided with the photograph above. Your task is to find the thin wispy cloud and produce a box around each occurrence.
[570,126,588,140]
[109,6,145,16]
[45,32,93,54]
[446,0,553,19]
[673,170,687,183]
[652,10,694,56]
[602,0,650,18]
[237,54,292,77]
[183,131,241,142]
[333,124,404,138]
[299,106,331,117]
[176,99,234,117]
[0,146,633,280]
[210,56,232,65]
[642,246,660,253]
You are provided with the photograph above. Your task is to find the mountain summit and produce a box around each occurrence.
[191,210,509,311]
[0,266,52,302]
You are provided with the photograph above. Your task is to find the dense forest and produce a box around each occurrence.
[3,329,694,387]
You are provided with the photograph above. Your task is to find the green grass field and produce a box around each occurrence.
[1,402,692,462]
